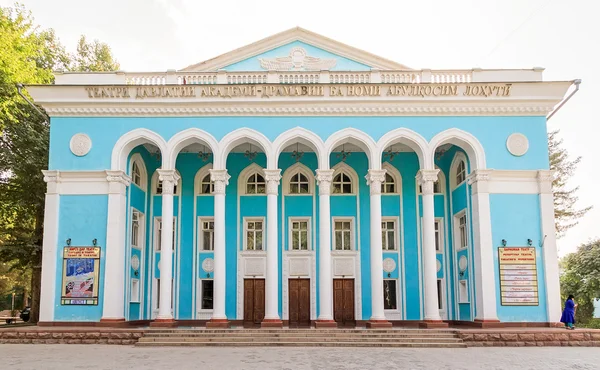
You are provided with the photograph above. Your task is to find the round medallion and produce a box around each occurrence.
[436,259,442,272]
[69,133,92,156]
[131,255,140,271]
[382,258,396,273]
[459,256,468,272]
[202,258,215,273]
[506,133,529,157]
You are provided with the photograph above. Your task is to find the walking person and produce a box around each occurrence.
[560,294,578,330]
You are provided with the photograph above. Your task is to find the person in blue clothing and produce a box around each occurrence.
[560,294,578,330]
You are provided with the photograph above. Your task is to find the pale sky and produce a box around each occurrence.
[9,0,599,256]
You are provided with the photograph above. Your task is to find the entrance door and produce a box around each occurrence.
[288,279,310,327]
[243,279,265,327]
[333,279,355,327]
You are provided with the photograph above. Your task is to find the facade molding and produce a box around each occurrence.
[381,162,402,195]
[430,128,487,171]
[111,128,168,171]
[281,162,315,195]
[165,128,219,170]
[272,127,326,170]
[331,161,360,195]
[216,128,272,170]
[237,163,266,196]
[325,127,379,170]
[377,128,430,170]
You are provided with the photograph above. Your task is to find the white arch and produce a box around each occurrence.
[129,153,148,190]
[449,151,469,190]
[165,128,219,170]
[331,161,359,195]
[429,129,486,171]
[281,162,315,195]
[111,128,168,171]
[381,162,402,195]
[216,128,272,170]
[325,128,378,170]
[376,128,430,170]
[237,162,266,195]
[271,127,326,169]
[194,163,214,195]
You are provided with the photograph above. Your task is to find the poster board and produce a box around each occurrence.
[61,247,101,305]
[498,247,539,306]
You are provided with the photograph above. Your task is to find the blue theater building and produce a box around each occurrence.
[29,28,574,328]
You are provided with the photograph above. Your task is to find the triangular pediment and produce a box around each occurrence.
[181,27,410,72]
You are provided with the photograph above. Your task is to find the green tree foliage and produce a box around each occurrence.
[0,3,119,322]
[560,239,600,325]
[548,130,592,238]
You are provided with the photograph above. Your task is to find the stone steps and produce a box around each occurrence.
[137,329,466,348]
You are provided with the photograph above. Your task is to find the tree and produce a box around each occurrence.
[548,130,592,238]
[560,239,600,325]
[0,3,119,323]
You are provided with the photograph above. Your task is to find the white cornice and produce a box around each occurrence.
[181,27,409,72]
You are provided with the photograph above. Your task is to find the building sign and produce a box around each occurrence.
[83,83,513,100]
[61,247,101,305]
[498,247,538,306]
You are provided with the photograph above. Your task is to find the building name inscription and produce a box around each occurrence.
[84,83,513,100]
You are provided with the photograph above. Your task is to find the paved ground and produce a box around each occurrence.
[1,345,599,370]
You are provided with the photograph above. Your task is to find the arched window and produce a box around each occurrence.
[199,174,213,194]
[289,172,309,194]
[246,173,266,194]
[132,162,141,187]
[194,163,214,196]
[382,173,395,194]
[129,153,147,190]
[333,172,353,194]
[455,161,466,186]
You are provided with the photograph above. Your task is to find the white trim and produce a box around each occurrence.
[165,128,219,170]
[450,152,468,190]
[437,278,447,319]
[331,216,356,251]
[458,279,470,304]
[377,128,430,170]
[151,170,182,195]
[453,210,468,251]
[111,128,168,171]
[243,217,266,251]
[216,128,272,170]
[196,278,214,320]
[381,217,399,251]
[288,217,312,251]
[434,217,444,254]
[331,162,359,196]
[129,153,148,190]
[282,162,314,196]
[39,179,59,322]
[130,278,140,303]
[198,217,215,252]
[325,128,378,170]
[271,127,326,170]
[383,278,401,314]
[237,163,267,195]
[381,162,402,195]
[194,163,214,195]
[429,128,487,171]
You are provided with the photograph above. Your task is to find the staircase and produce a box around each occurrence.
[136,328,466,348]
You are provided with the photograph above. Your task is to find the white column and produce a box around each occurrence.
[156,169,179,321]
[39,171,60,322]
[468,169,499,322]
[417,169,442,322]
[316,169,335,324]
[366,169,388,323]
[263,169,282,325]
[101,170,131,322]
[209,169,230,324]
[538,170,561,323]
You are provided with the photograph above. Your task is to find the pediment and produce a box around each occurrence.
[181,27,410,72]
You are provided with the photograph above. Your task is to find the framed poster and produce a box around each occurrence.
[498,247,539,306]
[61,247,101,305]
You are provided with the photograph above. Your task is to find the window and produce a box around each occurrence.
[332,172,352,194]
[381,220,396,251]
[246,173,266,194]
[459,214,467,250]
[437,279,444,310]
[434,220,443,252]
[131,211,140,249]
[131,279,140,303]
[155,278,173,309]
[245,220,264,250]
[382,173,395,194]
[200,220,214,251]
[156,180,178,195]
[201,280,213,309]
[199,174,213,194]
[132,162,141,187]
[155,218,176,251]
[383,280,397,310]
[459,280,469,303]
[291,219,309,250]
[289,172,309,194]
[455,160,466,185]
[334,220,352,251]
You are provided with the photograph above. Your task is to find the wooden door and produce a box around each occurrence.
[243,279,265,327]
[333,279,355,327]
[288,279,310,327]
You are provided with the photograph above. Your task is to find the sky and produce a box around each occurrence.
[6,0,599,256]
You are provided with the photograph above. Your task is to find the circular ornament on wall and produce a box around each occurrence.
[436,259,442,272]
[506,133,529,157]
[382,258,396,273]
[459,256,468,272]
[70,133,92,156]
[202,258,215,273]
[131,255,140,271]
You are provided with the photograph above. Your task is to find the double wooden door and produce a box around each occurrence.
[243,279,265,327]
[333,279,355,327]
[288,279,310,327]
